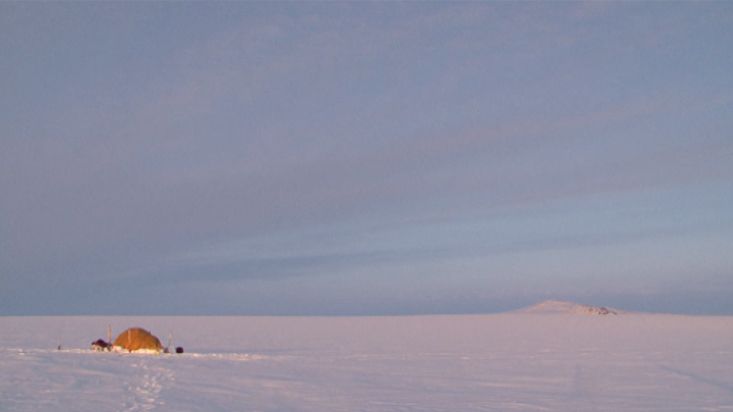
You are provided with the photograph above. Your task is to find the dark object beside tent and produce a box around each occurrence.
[91,339,111,351]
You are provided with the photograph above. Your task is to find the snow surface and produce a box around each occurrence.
[2,314,733,411]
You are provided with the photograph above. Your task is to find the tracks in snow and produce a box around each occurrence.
[116,352,264,411]
[121,360,175,412]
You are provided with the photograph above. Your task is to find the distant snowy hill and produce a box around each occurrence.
[517,300,622,315]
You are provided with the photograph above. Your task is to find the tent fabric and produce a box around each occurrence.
[113,327,163,352]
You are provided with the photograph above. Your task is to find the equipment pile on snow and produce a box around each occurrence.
[91,339,111,351]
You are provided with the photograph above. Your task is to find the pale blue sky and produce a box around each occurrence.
[1,2,732,315]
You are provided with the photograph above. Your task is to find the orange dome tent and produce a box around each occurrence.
[113,327,164,353]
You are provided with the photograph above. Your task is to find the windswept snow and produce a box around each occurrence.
[2,314,733,411]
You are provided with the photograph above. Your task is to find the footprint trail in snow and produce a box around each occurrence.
[121,360,175,412]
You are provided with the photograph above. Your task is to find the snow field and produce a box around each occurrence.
[1,314,733,411]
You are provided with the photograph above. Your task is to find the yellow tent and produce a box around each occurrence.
[113,327,163,353]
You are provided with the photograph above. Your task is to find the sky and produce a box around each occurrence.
[1,2,732,315]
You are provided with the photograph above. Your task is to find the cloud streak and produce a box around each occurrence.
[1,2,732,314]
